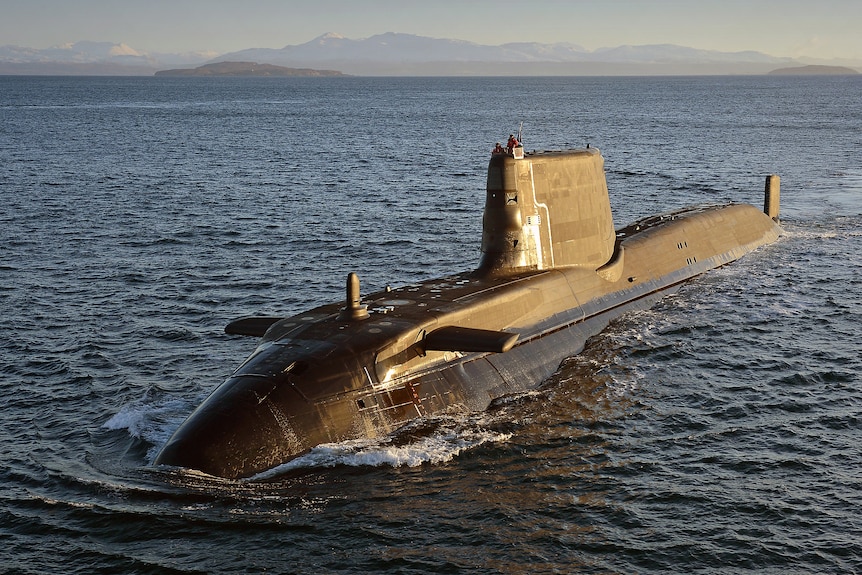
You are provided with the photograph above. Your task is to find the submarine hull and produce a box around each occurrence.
[154,280,678,479]
[155,149,781,479]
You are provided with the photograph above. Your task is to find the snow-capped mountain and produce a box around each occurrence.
[2,33,854,76]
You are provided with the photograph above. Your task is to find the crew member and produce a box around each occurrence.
[506,134,520,153]
[492,142,505,155]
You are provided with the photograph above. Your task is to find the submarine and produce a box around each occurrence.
[154,147,782,479]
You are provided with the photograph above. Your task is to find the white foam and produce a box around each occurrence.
[253,423,511,480]
[103,391,202,461]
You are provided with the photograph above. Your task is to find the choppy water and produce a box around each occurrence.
[1,75,861,574]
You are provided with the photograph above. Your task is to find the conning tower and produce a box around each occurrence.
[477,148,616,276]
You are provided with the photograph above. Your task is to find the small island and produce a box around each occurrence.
[768,64,859,76]
[155,61,346,77]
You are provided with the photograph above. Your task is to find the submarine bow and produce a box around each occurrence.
[154,148,781,479]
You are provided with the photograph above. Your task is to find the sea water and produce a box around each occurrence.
[1,75,861,573]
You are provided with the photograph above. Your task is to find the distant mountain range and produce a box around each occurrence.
[0,41,217,75]
[2,33,860,76]
[154,61,346,77]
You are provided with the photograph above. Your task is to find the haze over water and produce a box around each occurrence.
[1,75,861,573]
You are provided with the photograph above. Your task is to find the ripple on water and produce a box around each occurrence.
[2,76,862,574]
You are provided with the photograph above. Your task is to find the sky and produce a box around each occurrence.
[3,0,861,61]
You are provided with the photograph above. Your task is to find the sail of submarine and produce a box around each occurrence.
[154,147,782,479]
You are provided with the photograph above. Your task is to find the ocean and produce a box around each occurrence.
[1,74,860,574]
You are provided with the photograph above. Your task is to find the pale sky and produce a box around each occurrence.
[3,0,861,60]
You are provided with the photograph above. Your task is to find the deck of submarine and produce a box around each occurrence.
[261,200,741,348]
[260,268,549,347]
